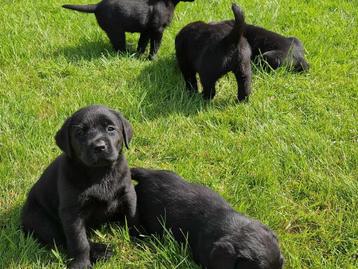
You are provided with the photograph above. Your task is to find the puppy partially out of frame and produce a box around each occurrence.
[242,24,309,72]
[62,0,195,59]
[21,105,138,269]
[132,168,284,269]
[175,3,252,102]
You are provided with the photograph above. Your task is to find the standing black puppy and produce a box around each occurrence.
[132,168,284,269]
[175,4,252,101]
[243,24,309,72]
[21,105,138,269]
[62,0,195,59]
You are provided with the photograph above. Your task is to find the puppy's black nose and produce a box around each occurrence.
[93,141,107,153]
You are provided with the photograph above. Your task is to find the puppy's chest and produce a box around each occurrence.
[79,182,125,218]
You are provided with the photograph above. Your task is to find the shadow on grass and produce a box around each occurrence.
[135,55,211,120]
[0,205,53,268]
[0,205,199,268]
[0,203,194,268]
[53,38,140,63]
[0,207,137,268]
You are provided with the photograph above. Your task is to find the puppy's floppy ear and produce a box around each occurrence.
[208,240,237,269]
[235,257,259,269]
[121,116,133,149]
[111,110,133,149]
[55,116,73,157]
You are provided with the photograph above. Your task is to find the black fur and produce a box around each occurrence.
[21,105,138,269]
[175,3,252,101]
[132,167,284,269]
[242,24,309,72]
[63,0,194,59]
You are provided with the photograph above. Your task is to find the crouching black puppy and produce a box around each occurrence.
[175,4,252,101]
[21,105,138,269]
[63,0,194,59]
[242,24,309,72]
[132,168,284,269]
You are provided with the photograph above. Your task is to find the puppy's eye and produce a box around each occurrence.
[73,126,87,136]
[75,129,85,136]
[107,126,116,132]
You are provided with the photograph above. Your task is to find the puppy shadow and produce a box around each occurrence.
[0,205,197,268]
[53,38,139,63]
[0,206,142,268]
[0,205,53,268]
[135,55,210,120]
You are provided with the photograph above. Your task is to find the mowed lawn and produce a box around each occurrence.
[0,0,357,268]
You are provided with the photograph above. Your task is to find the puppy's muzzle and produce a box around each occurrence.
[89,139,117,166]
[93,140,107,153]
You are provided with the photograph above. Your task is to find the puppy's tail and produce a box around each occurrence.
[226,3,246,44]
[62,3,97,13]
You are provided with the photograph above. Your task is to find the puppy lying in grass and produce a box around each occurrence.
[63,0,194,59]
[175,3,252,102]
[132,167,284,269]
[242,24,309,72]
[21,105,138,269]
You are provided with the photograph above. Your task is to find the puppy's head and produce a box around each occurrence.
[210,220,284,269]
[55,105,132,167]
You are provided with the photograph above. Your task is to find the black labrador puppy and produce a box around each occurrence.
[21,105,138,269]
[175,4,252,102]
[132,168,284,269]
[241,24,309,72]
[62,0,195,59]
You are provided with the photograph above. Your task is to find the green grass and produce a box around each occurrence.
[0,0,357,268]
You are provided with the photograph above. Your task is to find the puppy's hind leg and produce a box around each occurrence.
[149,31,163,60]
[137,32,150,54]
[235,57,252,102]
[200,74,217,100]
[176,48,198,94]
[178,64,198,94]
[21,200,66,248]
[183,70,198,95]
[105,29,126,52]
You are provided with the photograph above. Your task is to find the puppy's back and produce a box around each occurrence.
[132,167,230,210]
[132,168,233,235]
[24,156,64,208]
[132,168,284,269]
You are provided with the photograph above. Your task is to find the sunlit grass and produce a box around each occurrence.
[0,0,357,268]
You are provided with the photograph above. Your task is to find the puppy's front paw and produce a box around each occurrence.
[68,258,92,269]
[201,92,215,101]
[90,243,114,263]
[147,54,157,61]
[237,95,249,103]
